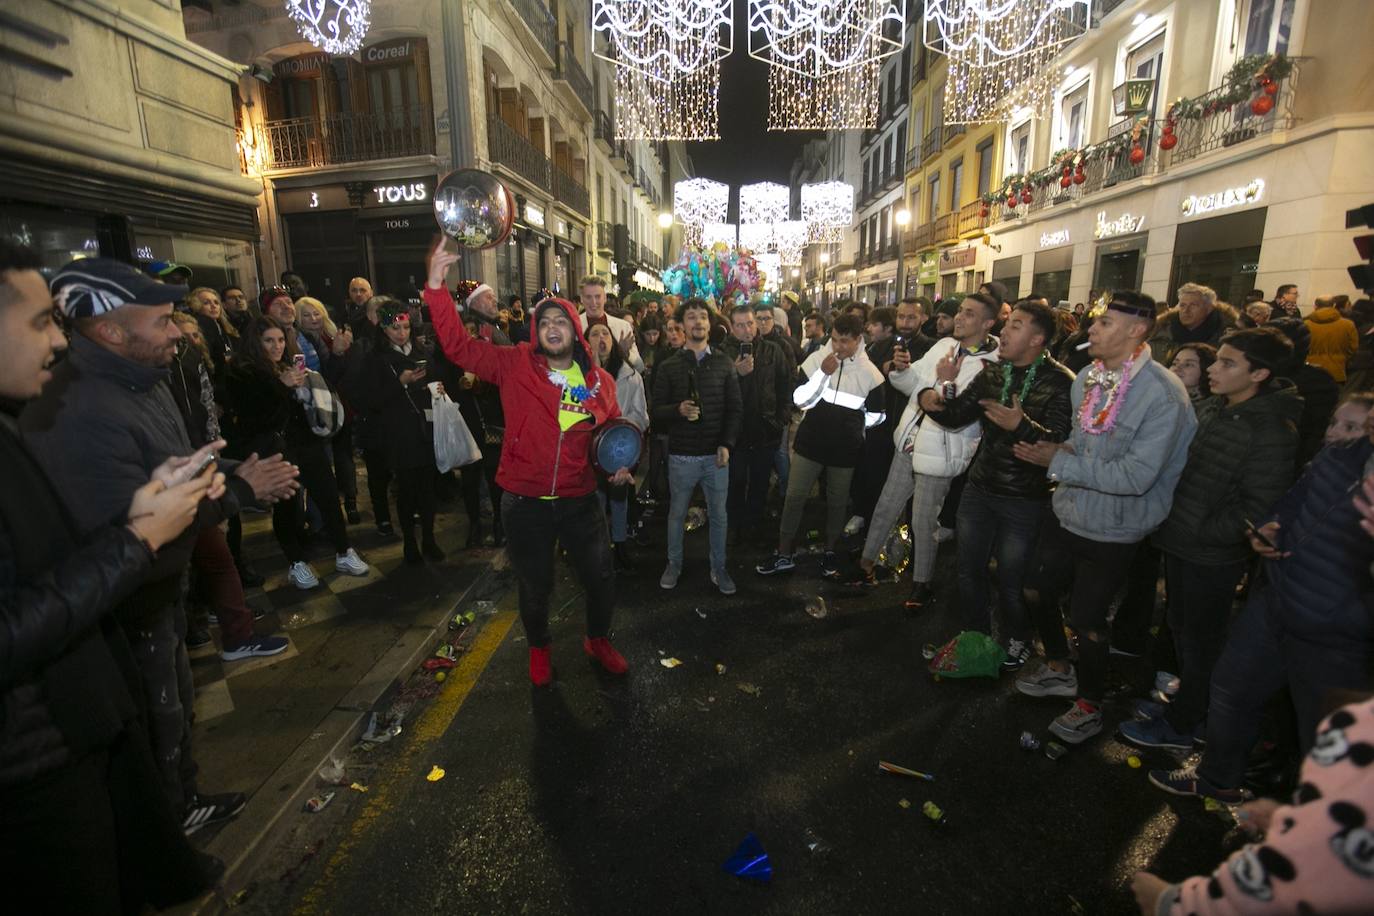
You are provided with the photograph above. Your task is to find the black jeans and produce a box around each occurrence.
[1199,584,1374,789]
[274,441,350,562]
[727,441,778,536]
[503,492,614,648]
[938,471,967,529]
[1025,516,1140,704]
[955,484,1045,641]
[363,447,392,527]
[1161,553,1247,733]
[460,443,503,538]
[331,420,358,505]
[1112,542,1163,656]
[126,609,196,813]
[396,464,437,543]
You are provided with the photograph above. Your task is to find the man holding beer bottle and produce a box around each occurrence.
[651,298,742,594]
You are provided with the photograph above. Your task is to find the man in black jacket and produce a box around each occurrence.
[0,242,219,911]
[721,303,792,545]
[755,300,803,368]
[652,298,742,594]
[918,301,1074,666]
[22,258,299,834]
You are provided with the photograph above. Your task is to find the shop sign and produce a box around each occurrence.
[274,54,329,78]
[1039,229,1071,248]
[364,39,415,64]
[917,252,938,284]
[524,204,545,227]
[1180,178,1265,218]
[939,246,976,271]
[1094,210,1145,239]
[370,182,428,205]
[278,185,350,213]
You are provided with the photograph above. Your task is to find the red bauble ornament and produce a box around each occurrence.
[1263,81,1278,96]
[1159,132,1178,151]
[1162,121,1175,135]
[1251,95,1275,116]
[1129,145,1146,165]
[1021,188,1033,204]
[979,205,990,219]
[1060,175,1072,188]
[1007,194,1018,208]
[1072,169,1086,185]
[1062,166,1072,178]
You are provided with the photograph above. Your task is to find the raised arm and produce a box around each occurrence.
[423,238,517,385]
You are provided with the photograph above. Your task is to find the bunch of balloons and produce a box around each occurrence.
[662,241,765,306]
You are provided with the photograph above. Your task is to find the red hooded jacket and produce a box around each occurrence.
[423,286,621,499]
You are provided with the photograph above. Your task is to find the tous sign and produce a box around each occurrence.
[1180,178,1265,218]
[1094,210,1145,239]
[373,183,428,204]
[1039,229,1070,248]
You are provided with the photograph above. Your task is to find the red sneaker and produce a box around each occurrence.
[529,645,553,686]
[582,636,628,675]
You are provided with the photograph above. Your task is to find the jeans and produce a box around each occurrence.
[274,441,350,562]
[502,492,614,647]
[599,481,632,542]
[1112,542,1163,656]
[955,484,1045,641]
[126,610,197,814]
[1160,554,1247,733]
[330,420,358,505]
[773,439,790,493]
[1199,584,1374,789]
[727,442,777,536]
[363,447,392,527]
[190,525,253,647]
[666,454,729,571]
[778,454,853,550]
[1025,516,1140,704]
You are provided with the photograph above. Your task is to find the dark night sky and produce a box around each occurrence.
[685,7,823,215]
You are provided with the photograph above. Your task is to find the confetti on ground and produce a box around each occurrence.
[715,663,727,675]
[660,657,682,668]
[348,782,368,793]
[898,798,911,809]
[736,682,762,697]
[426,765,446,782]
[1127,755,1142,769]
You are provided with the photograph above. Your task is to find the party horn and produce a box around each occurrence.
[878,760,935,781]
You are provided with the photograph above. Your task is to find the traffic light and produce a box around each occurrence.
[1348,203,1374,294]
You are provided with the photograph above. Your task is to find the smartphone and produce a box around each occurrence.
[1245,518,1277,550]
[740,342,753,358]
[292,353,306,373]
[894,334,909,352]
[170,446,216,486]
[413,359,428,372]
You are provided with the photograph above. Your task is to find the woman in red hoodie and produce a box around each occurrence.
[423,239,633,686]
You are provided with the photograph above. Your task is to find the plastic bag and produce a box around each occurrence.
[926,631,1004,679]
[433,392,482,472]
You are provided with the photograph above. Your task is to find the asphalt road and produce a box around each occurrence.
[235,517,1236,916]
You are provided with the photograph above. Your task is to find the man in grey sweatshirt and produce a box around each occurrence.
[1011,292,1197,744]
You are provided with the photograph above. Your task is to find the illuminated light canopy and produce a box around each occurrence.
[702,222,738,249]
[748,0,905,77]
[285,0,371,55]
[739,182,790,225]
[738,223,774,254]
[615,63,721,140]
[674,178,731,227]
[769,57,882,130]
[774,220,809,264]
[801,181,854,243]
[754,251,782,291]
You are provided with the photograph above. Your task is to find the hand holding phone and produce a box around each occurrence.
[293,353,307,372]
[1245,518,1289,559]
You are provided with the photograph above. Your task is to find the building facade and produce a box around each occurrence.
[0,0,259,288]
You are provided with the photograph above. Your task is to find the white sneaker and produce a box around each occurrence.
[933,526,956,544]
[287,561,319,590]
[843,515,865,536]
[335,548,369,576]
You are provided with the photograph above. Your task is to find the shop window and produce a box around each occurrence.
[1242,0,1294,56]
[1126,30,1166,121]
[1058,78,1090,151]
[1007,120,1031,175]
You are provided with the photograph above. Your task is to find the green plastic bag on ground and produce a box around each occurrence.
[927,631,1004,679]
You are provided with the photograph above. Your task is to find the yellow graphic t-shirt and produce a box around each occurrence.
[552,363,594,432]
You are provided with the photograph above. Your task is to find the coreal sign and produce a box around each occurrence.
[1180,178,1265,218]
[1094,210,1145,239]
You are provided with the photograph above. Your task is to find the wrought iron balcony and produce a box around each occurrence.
[553,167,589,217]
[921,126,942,162]
[596,221,614,253]
[487,116,551,191]
[904,147,918,174]
[943,122,967,144]
[554,42,594,119]
[508,0,556,65]
[261,107,434,170]
[594,110,615,151]
[879,241,898,262]
[1166,59,1302,166]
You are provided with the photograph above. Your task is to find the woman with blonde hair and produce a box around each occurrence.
[186,286,237,375]
[296,294,362,524]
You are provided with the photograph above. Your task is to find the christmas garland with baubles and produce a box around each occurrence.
[979,53,1292,217]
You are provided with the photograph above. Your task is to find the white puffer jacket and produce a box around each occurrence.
[889,336,1000,478]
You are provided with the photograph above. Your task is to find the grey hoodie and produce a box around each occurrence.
[1047,345,1198,544]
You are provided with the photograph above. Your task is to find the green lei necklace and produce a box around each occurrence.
[999,352,1046,405]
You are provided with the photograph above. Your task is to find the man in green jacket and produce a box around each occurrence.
[1119,327,1300,751]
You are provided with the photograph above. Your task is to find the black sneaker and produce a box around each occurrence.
[183,792,246,835]
[755,552,796,575]
[186,628,213,651]
[346,508,362,525]
[376,520,395,537]
[820,551,840,578]
[903,582,934,613]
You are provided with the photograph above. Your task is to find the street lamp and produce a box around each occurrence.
[894,208,911,301]
[656,211,674,270]
[657,211,674,230]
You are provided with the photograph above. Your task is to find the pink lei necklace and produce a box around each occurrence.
[1079,343,1146,435]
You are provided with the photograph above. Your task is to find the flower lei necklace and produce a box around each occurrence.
[1000,351,1046,405]
[1079,343,1146,434]
[546,367,599,404]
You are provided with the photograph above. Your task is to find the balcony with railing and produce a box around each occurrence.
[933,212,957,244]
[1166,60,1301,165]
[553,167,589,216]
[882,164,902,191]
[596,221,614,253]
[904,146,918,175]
[261,107,434,170]
[879,241,898,263]
[956,199,985,237]
[921,126,943,162]
[508,0,557,66]
[904,220,934,253]
[594,110,615,151]
[943,122,967,145]
[554,42,593,119]
[487,116,551,191]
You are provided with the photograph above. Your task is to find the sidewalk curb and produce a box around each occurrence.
[188,563,505,914]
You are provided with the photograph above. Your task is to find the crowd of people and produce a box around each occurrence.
[4,227,1373,912]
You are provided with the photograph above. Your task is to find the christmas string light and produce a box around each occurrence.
[285,0,371,55]
[674,178,731,227]
[701,222,738,249]
[801,181,854,243]
[754,251,782,291]
[748,0,905,76]
[774,220,809,264]
[615,62,721,140]
[738,223,774,253]
[739,182,791,224]
[768,56,882,129]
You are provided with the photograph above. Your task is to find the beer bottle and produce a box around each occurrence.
[686,368,702,423]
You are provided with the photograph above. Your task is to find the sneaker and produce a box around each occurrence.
[820,550,839,578]
[711,567,737,596]
[1117,716,1197,751]
[1155,671,1181,696]
[583,636,629,674]
[221,635,290,662]
[933,525,956,544]
[845,568,880,588]
[659,563,681,590]
[186,628,213,651]
[755,552,795,575]
[1147,765,1247,804]
[183,792,246,836]
[345,505,362,525]
[1049,699,1103,744]
[335,548,369,576]
[376,520,395,537]
[1132,697,1168,721]
[1015,660,1078,698]
[1001,638,1031,671]
[288,561,320,590]
[529,645,552,686]
[843,515,865,536]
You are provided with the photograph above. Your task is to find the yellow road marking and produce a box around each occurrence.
[294,609,517,914]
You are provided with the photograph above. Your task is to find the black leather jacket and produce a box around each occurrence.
[925,354,1075,498]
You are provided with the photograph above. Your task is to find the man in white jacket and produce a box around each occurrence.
[578,276,643,372]
[849,292,1000,610]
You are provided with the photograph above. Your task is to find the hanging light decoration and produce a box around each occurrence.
[755,251,782,291]
[285,0,371,55]
[739,182,791,225]
[774,220,809,265]
[701,222,738,249]
[738,223,774,254]
[768,57,883,130]
[594,0,733,140]
[674,178,730,227]
[801,181,854,243]
[924,0,1088,124]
